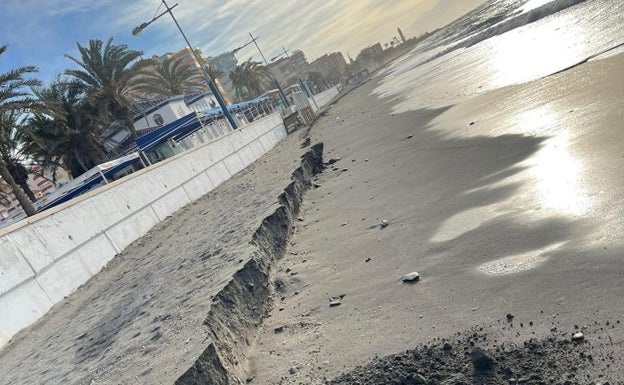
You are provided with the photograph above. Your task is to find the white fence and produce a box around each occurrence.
[0,113,287,347]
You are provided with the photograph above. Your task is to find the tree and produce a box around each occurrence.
[64,38,152,139]
[229,58,272,101]
[26,78,108,177]
[307,72,326,92]
[0,111,37,201]
[204,63,224,81]
[135,55,206,97]
[0,44,40,216]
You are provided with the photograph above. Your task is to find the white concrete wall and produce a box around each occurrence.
[0,113,286,348]
[309,86,339,112]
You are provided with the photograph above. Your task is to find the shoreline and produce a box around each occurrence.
[245,54,624,383]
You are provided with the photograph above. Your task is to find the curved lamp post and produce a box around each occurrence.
[132,0,238,129]
[232,33,290,107]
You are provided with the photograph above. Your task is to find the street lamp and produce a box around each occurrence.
[231,33,290,107]
[132,0,238,129]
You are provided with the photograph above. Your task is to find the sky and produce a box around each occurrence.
[0,0,486,83]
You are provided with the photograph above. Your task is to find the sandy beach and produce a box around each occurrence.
[2,50,624,385]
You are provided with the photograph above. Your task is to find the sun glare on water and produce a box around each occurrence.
[517,107,591,216]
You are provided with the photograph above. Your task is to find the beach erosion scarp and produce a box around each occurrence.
[175,143,324,384]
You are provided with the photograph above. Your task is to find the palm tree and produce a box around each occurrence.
[204,63,224,81]
[0,44,40,216]
[0,111,38,202]
[64,38,152,139]
[26,78,108,177]
[135,55,206,97]
[229,58,272,101]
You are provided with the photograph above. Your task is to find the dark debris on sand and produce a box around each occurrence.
[329,327,622,385]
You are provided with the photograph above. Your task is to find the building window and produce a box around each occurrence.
[153,113,164,126]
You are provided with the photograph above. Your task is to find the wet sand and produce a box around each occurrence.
[247,54,624,384]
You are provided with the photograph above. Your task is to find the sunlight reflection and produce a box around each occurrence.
[519,107,591,215]
[487,18,584,88]
[479,242,565,276]
[431,204,499,243]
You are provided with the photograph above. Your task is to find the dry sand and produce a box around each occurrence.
[0,131,318,384]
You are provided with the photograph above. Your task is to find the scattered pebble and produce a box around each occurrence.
[274,325,285,333]
[401,272,420,283]
[380,220,389,229]
[572,332,585,342]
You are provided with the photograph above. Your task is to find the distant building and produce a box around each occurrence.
[207,52,238,103]
[0,167,70,223]
[357,43,384,63]
[268,50,309,86]
[398,28,407,44]
[309,52,347,82]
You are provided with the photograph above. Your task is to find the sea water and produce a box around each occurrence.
[376,0,624,112]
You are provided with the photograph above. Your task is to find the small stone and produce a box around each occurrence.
[402,272,420,283]
[297,217,304,222]
[327,157,340,165]
[341,222,348,226]
[442,342,453,351]
[572,332,585,342]
[246,377,254,383]
[506,313,514,321]
[550,326,557,332]
[288,367,297,375]
[341,168,348,172]
[471,347,496,372]
[364,257,371,262]
[364,159,369,162]
[405,374,426,384]
[380,220,389,229]
[329,298,342,307]
[274,325,285,333]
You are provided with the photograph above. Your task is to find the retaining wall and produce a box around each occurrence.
[0,113,287,348]
[309,86,340,112]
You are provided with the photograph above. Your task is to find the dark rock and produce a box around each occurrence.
[404,373,427,384]
[506,314,514,321]
[442,342,452,351]
[471,347,496,372]
[327,157,340,165]
[274,325,284,333]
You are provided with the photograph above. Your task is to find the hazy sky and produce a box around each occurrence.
[0,0,486,82]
